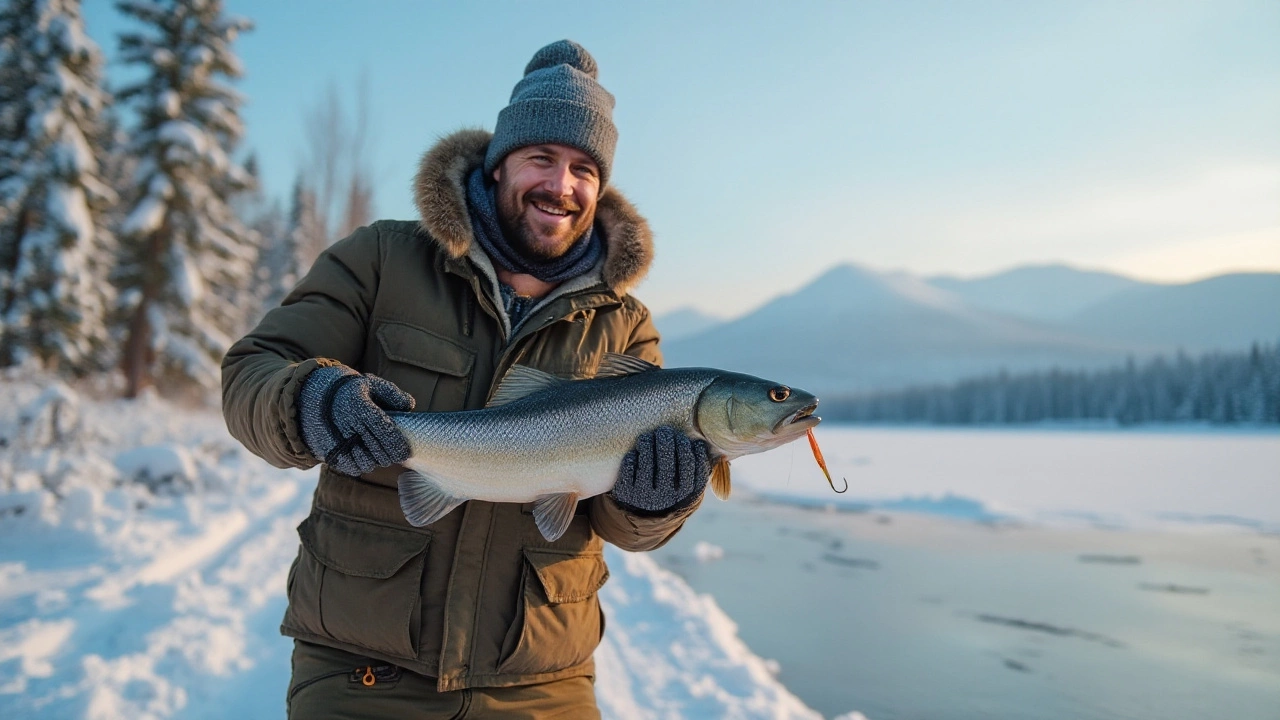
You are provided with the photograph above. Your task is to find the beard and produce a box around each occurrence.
[495,185,596,263]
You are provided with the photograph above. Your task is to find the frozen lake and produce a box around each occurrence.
[733,425,1280,531]
[653,427,1280,720]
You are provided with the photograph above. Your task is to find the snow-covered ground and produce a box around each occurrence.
[0,374,836,720]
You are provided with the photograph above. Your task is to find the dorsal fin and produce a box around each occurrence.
[595,352,660,378]
[486,365,565,407]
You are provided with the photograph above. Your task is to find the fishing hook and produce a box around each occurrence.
[806,428,848,494]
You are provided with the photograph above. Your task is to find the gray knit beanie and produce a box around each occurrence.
[484,40,618,186]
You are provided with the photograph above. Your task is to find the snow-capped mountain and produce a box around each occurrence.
[661,264,1279,393]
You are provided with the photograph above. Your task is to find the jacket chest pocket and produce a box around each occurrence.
[375,321,475,412]
[498,548,610,676]
[285,510,432,661]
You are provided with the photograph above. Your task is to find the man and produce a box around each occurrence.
[222,40,710,718]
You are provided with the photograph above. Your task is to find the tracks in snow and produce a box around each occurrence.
[0,469,315,720]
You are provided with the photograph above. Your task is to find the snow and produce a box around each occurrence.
[151,48,175,68]
[121,194,165,236]
[109,0,262,388]
[54,114,97,175]
[113,444,199,494]
[45,182,92,246]
[47,6,96,59]
[1,0,112,371]
[159,90,181,119]
[169,244,205,307]
[596,551,820,720]
[0,375,833,719]
[157,120,209,154]
[693,540,725,562]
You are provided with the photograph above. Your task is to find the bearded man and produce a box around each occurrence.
[221,40,710,719]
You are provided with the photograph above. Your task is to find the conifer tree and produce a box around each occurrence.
[277,176,322,295]
[0,0,115,373]
[114,0,257,397]
[229,151,278,324]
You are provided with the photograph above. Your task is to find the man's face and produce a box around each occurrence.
[493,144,601,262]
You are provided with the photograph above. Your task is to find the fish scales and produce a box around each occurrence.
[393,355,823,541]
[392,369,720,503]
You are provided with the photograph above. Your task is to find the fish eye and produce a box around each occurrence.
[768,386,791,403]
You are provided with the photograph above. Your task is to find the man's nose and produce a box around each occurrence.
[541,163,575,197]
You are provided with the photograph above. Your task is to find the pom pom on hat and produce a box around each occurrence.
[525,39,598,79]
[485,40,618,185]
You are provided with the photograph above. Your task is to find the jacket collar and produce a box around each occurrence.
[413,129,653,297]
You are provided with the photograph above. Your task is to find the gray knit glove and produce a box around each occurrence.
[297,365,415,477]
[610,426,711,516]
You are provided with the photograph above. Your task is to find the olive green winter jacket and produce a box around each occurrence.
[221,129,699,692]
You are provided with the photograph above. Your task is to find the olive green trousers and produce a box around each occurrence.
[286,641,601,719]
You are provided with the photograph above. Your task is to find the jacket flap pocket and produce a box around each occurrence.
[299,511,430,579]
[523,548,609,604]
[376,321,474,377]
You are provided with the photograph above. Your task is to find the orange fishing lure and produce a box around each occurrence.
[807,428,848,493]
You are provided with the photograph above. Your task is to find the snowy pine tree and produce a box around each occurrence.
[0,0,116,374]
[268,176,322,302]
[245,196,284,321]
[229,151,280,324]
[114,0,257,397]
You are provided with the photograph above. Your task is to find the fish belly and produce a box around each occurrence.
[402,446,624,504]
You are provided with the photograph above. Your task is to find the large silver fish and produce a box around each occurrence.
[394,353,821,541]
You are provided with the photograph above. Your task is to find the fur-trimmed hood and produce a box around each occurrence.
[413,129,653,297]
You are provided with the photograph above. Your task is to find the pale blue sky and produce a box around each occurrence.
[85,1,1280,317]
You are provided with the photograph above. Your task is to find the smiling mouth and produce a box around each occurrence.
[776,402,820,433]
[531,200,574,218]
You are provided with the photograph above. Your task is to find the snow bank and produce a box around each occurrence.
[0,374,829,719]
[596,550,819,720]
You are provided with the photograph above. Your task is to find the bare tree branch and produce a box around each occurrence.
[298,73,376,259]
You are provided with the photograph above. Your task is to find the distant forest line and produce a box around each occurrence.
[826,342,1280,425]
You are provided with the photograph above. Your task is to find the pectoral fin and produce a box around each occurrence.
[710,458,731,501]
[398,471,466,527]
[532,492,579,542]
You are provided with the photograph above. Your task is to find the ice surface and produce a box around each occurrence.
[739,425,1280,531]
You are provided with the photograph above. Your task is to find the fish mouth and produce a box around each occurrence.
[775,402,821,434]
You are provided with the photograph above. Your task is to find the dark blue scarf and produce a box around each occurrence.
[465,168,602,283]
